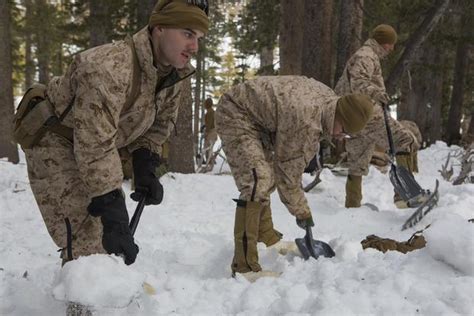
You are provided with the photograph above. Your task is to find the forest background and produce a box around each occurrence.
[0,0,473,172]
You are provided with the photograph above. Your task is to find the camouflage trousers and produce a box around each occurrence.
[25,132,105,260]
[346,114,420,176]
[216,100,276,204]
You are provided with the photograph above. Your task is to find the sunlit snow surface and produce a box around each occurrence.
[0,141,472,315]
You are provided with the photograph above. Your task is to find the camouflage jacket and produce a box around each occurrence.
[334,38,390,128]
[45,27,194,198]
[335,38,389,104]
[220,76,338,218]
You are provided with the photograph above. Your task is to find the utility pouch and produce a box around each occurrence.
[13,84,59,149]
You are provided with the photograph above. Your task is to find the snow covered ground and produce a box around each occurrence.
[1,142,473,315]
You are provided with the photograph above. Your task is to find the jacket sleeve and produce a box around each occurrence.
[72,61,127,199]
[127,83,182,156]
[275,154,311,219]
[348,55,385,101]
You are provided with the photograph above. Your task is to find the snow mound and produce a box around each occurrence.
[52,254,146,307]
[424,214,474,276]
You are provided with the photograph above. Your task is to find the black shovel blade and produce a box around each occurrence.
[295,227,335,260]
[389,165,424,202]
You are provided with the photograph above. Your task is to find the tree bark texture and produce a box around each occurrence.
[335,0,364,85]
[0,0,20,163]
[36,0,51,83]
[385,0,451,95]
[168,78,195,173]
[89,0,110,47]
[24,0,34,89]
[399,41,445,146]
[446,6,472,145]
[279,0,304,75]
[301,0,334,85]
[137,0,156,30]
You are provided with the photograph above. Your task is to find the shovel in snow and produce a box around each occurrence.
[295,226,335,260]
[382,103,428,207]
[128,194,157,295]
[129,194,147,236]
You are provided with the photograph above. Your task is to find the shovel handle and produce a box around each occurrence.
[381,103,396,158]
[129,195,147,236]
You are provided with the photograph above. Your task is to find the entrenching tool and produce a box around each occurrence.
[382,103,431,207]
[129,195,156,295]
[129,195,147,236]
[295,226,335,260]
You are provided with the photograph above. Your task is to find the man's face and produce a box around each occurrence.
[381,43,395,54]
[151,27,204,69]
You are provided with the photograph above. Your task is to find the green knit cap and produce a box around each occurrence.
[149,0,209,35]
[371,24,398,45]
[336,94,374,134]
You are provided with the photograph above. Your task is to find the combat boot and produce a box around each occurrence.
[258,204,282,247]
[345,175,362,208]
[239,270,281,283]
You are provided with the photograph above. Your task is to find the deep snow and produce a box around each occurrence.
[0,141,473,315]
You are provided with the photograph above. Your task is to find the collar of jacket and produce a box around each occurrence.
[132,27,195,87]
[364,38,390,59]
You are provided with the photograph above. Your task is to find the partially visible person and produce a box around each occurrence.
[335,24,422,208]
[203,97,218,167]
[14,0,209,269]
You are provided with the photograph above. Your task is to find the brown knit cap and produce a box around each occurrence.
[336,94,374,134]
[149,0,209,34]
[371,24,398,45]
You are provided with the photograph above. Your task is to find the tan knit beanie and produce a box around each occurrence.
[371,24,398,45]
[336,94,374,134]
[149,0,209,34]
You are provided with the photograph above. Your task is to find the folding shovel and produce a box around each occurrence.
[295,226,335,260]
[382,103,428,207]
[129,194,147,236]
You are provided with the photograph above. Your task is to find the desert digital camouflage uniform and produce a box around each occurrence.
[216,76,338,219]
[24,27,193,259]
[335,38,420,176]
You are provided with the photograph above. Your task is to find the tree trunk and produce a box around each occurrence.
[385,0,450,95]
[194,43,204,159]
[446,9,471,145]
[335,0,364,85]
[259,46,274,75]
[24,0,34,89]
[279,0,304,75]
[89,0,110,47]
[301,0,333,85]
[0,0,19,163]
[399,41,445,146]
[36,0,50,83]
[168,78,195,173]
[137,0,156,30]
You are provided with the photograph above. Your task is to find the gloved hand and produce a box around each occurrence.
[304,154,319,174]
[296,215,315,230]
[88,189,139,265]
[131,148,163,205]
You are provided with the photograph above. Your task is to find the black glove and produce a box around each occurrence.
[296,215,315,230]
[304,154,319,174]
[88,189,139,265]
[130,148,163,205]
